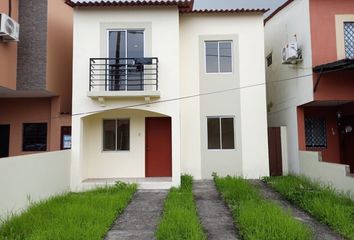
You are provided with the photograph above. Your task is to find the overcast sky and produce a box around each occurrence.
[194,0,287,17]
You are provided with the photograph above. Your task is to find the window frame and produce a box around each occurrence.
[305,117,327,149]
[204,40,233,74]
[102,118,130,152]
[343,21,354,59]
[335,15,354,59]
[206,116,236,151]
[22,123,48,152]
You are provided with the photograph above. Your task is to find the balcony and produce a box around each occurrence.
[88,58,160,99]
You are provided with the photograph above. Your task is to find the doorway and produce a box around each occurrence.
[340,115,354,173]
[0,124,10,158]
[108,29,145,91]
[268,127,283,176]
[145,117,172,177]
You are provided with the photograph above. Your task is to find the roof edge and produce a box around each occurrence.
[181,8,269,14]
[65,0,192,8]
[264,0,294,24]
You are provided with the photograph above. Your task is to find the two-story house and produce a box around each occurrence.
[0,0,73,158]
[265,0,354,187]
[67,0,270,189]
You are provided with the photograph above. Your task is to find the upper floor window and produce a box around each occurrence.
[205,41,233,73]
[23,123,47,151]
[344,22,354,59]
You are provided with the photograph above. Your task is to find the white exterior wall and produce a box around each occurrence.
[299,151,354,197]
[265,0,314,173]
[71,7,181,189]
[0,151,71,218]
[180,13,269,179]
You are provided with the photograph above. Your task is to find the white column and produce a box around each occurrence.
[171,110,181,187]
[240,85,270,178]
[70,115,84,191]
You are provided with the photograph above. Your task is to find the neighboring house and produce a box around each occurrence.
[265,0,354,188]
[0,0,73,157]
[67,0,269,189]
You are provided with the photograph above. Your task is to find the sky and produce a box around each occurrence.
[194,0,288,17]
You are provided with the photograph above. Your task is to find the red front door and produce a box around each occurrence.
[145,117,172,177]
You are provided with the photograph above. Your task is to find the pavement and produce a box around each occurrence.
[104,190,168,240]
[193,180,239,240]
[251,180,344,240]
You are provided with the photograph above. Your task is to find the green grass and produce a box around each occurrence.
[155,175,206,240]
[214,175,312,240]
[0,182,137,240]
[264,175,354,240]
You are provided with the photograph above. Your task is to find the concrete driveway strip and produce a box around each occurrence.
[193,180,239,240]
[105,190,168,240]
[251,180,344,240]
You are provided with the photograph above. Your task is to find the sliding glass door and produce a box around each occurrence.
[108,30,144,91]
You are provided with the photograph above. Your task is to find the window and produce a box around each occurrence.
[207,117,235,150]
[205,41,233,73]
[61,126,72,150]
[108,30,144,91]
[103,119,130,151]
[305,117,327,148]
[23,123,47,151]
[266,53,273,67]
[344,22,354,59]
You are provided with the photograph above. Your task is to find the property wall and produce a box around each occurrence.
[0,150,71,218]
[265,0,314,173]
[299,151,354,197]
[180,13,269,179]
[71,6,181,188]
[0,0,18,90]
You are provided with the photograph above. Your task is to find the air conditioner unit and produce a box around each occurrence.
[282,42,302,64]
[0,13,19,41]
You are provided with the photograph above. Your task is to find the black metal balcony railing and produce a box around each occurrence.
[89,58,158,91]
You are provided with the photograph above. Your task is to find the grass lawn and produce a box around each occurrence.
[214,175,312,240]
[0,182,137,240]
[265,175,354,240]
[155,175,206,240]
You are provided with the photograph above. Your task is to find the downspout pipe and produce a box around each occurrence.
[8,0,12,17]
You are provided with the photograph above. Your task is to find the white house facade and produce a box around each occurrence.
[68,0,270,190]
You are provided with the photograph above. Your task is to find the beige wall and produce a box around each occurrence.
[180,13,269,179]
[82,109,164,179]
[47,0,73,114]
[0,150,71,218]
[0,0,19,90]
